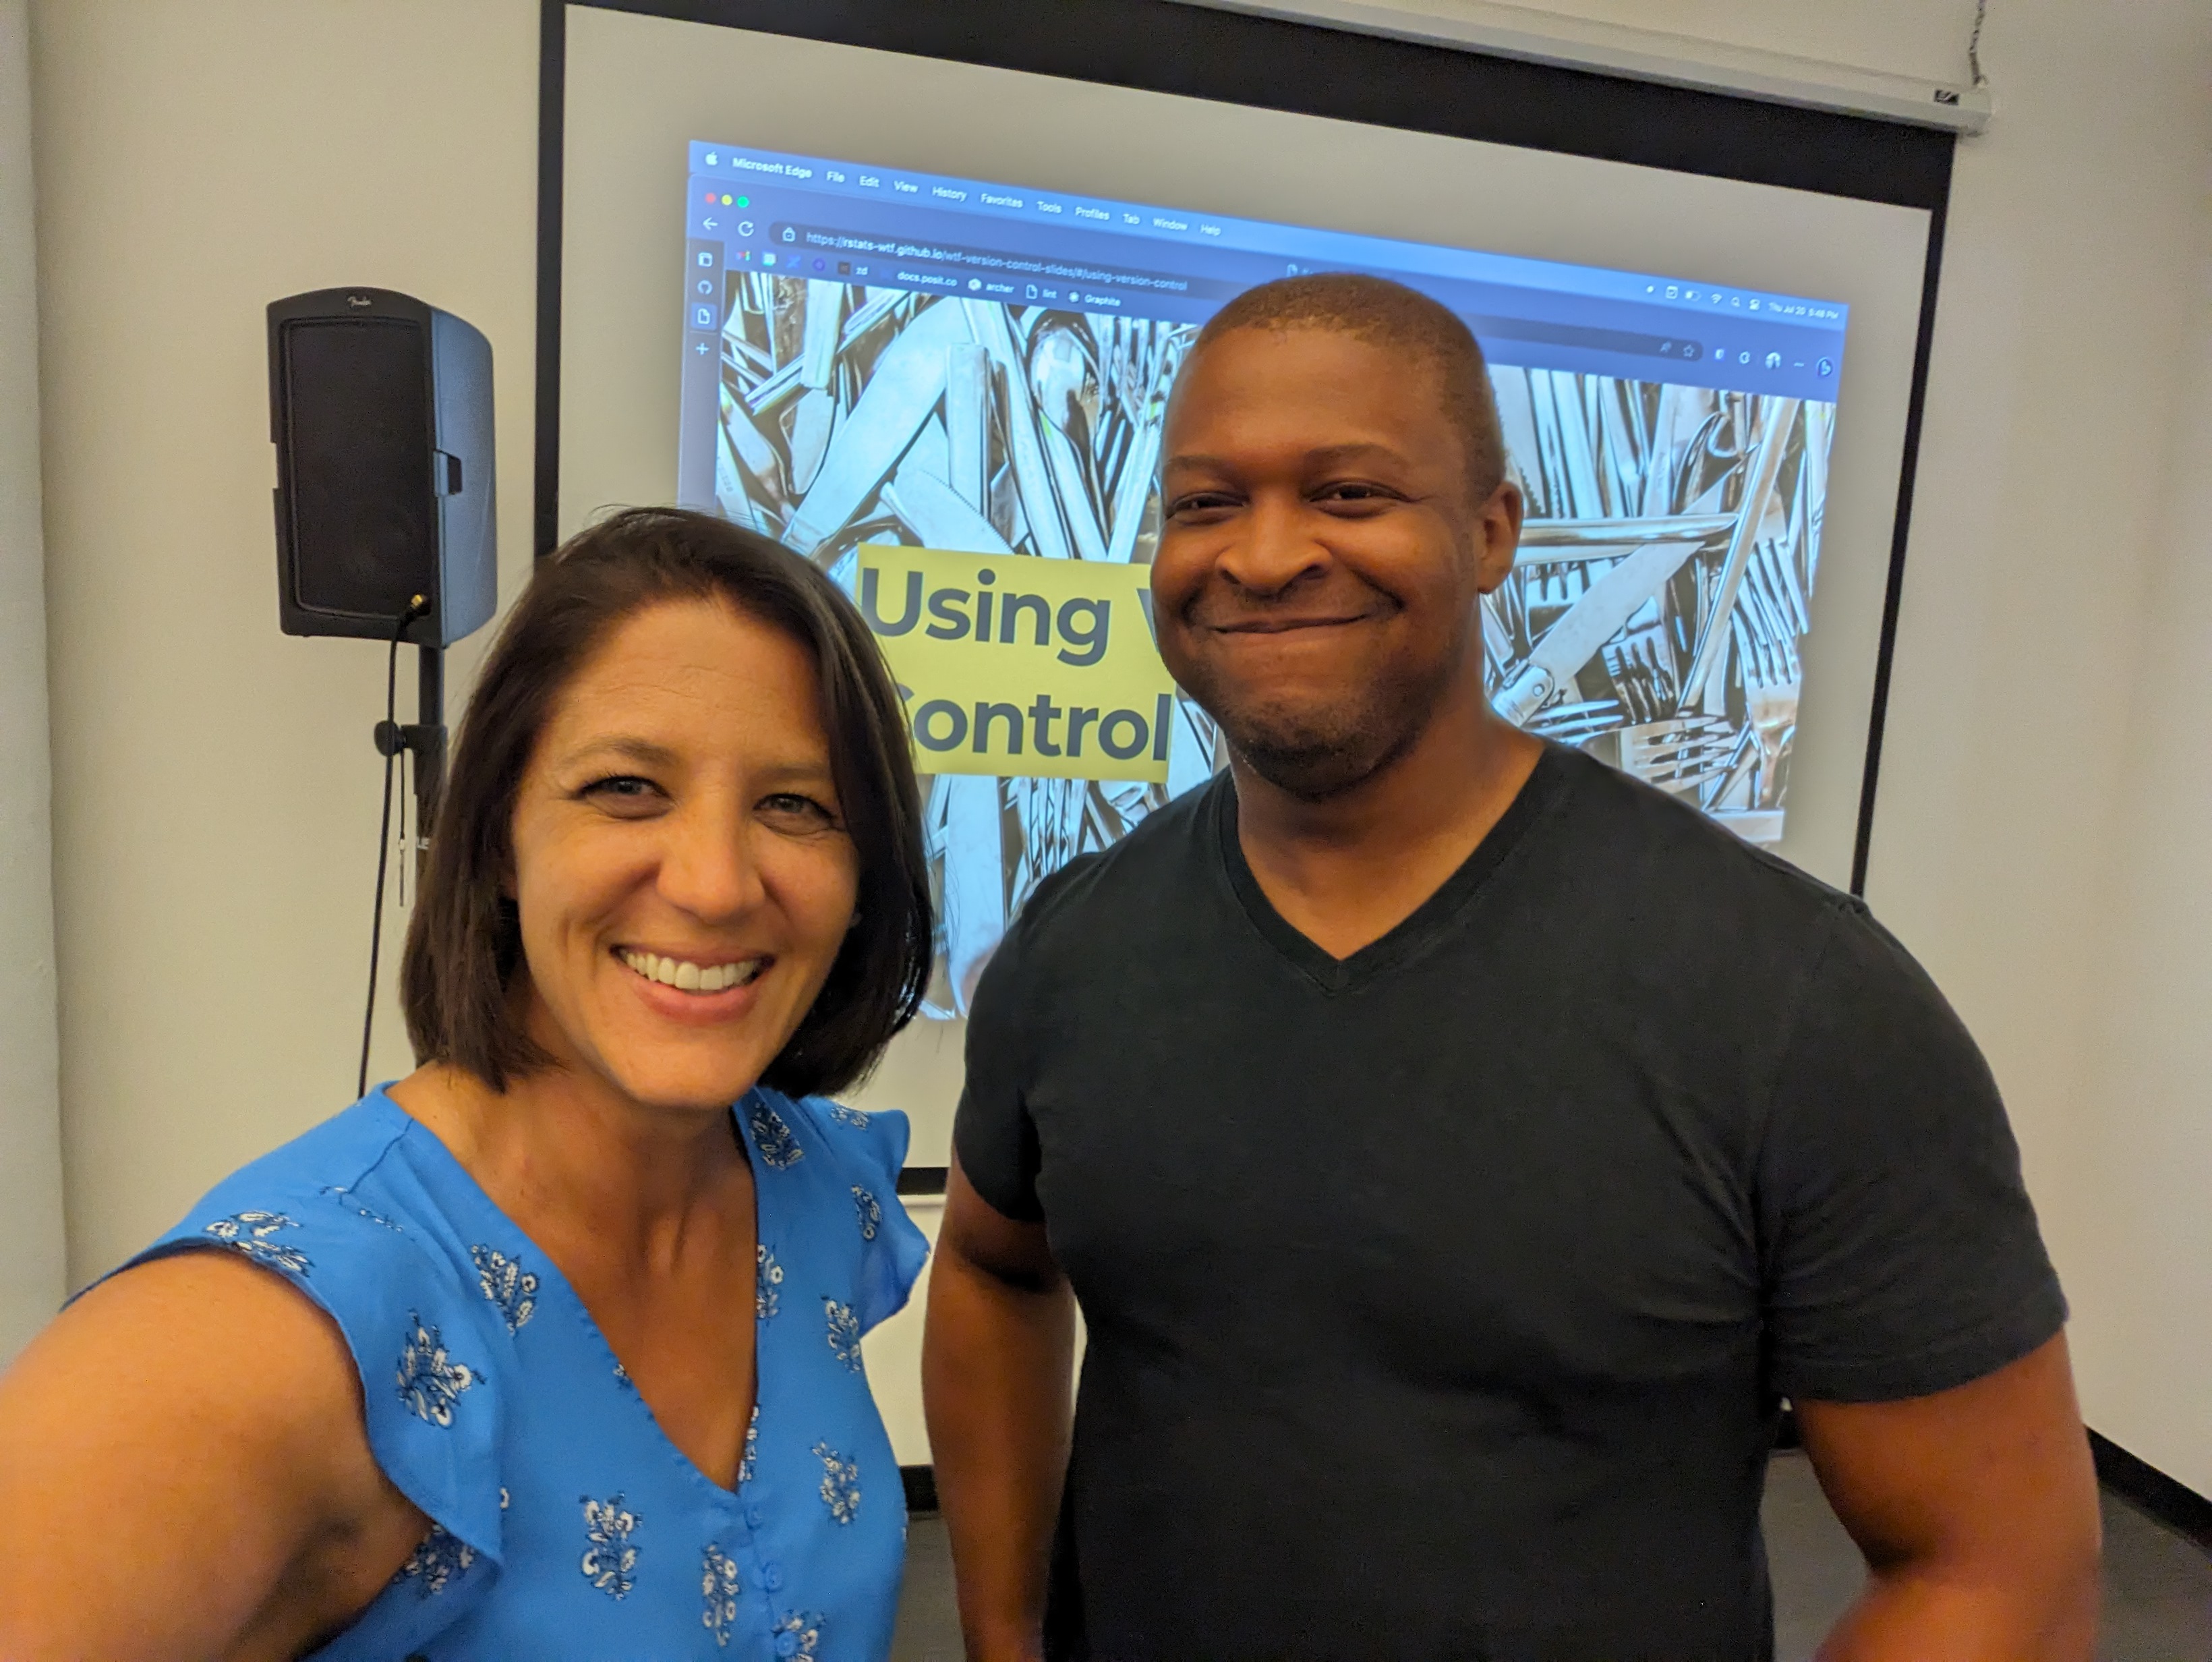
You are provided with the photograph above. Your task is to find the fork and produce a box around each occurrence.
[1733,546,1802,803]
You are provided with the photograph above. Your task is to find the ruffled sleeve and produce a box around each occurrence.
[108,1164,507,1647]
[803,1095,931,1333]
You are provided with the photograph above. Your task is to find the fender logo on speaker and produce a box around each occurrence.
[347,293,374,307]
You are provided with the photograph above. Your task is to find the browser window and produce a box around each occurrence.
[675,140,1846,1016]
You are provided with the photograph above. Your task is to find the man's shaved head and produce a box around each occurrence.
[1153,272,1525,801]
[1184,273,1508,501]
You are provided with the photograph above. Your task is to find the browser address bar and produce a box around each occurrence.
[765,223,1705,364]
[769,223,1225,297]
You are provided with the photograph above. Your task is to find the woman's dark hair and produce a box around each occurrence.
[399,507,932,1098]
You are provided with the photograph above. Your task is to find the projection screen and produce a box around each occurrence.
[552,3,1942,1164]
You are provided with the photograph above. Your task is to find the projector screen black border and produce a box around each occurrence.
[535,0,1957,899]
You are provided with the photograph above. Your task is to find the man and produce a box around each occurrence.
[922,274,2099,1661]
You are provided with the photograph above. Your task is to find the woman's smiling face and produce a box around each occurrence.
[506,597,860,1111]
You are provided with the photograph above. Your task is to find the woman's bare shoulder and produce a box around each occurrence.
[0,1249,425,1660]
[49,1242,370,1398]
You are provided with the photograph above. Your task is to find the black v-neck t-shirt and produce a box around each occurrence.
[954,743,2064,1662]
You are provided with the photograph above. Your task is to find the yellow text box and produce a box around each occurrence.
[856,546,1175,783]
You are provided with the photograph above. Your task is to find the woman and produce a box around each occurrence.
[0,509,935,1659]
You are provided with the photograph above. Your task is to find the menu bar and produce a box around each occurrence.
[689,140,1849,329]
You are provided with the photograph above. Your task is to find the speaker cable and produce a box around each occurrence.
[359,595,430,1099]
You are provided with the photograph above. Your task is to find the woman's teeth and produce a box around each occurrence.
[618,950,764,994]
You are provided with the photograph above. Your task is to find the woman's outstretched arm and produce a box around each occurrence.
[0,1250,428,1662]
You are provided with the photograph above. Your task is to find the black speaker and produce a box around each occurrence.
[268,287,496,647]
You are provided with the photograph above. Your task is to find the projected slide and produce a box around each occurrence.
[674,142,1846,1014]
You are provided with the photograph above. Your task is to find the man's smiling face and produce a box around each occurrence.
[1152,324,1520,800]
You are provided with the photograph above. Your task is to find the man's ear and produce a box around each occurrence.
[1473,478,1525,595]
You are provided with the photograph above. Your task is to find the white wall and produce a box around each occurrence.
[2060,239,2212,1491]
[30,0,2212,1493]
[1850,0,2212,1495]
[32,0,540,1284]
[1491,0,2212,1494]
[1831,0,2212,1505]
[0,0,65,1365]
[1481,0,2212,1501]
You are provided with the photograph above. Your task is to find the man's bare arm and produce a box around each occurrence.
[0,1251,428,1662]
[923,1155,1077,1662]
[1800,1333,2101,1661]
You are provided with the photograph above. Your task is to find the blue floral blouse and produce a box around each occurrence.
[118,1085,929,1659]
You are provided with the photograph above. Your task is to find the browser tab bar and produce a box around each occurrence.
[687,139,1848,407]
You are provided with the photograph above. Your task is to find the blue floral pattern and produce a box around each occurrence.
[772,1609,825,1657]
[813,1441,861,1524]
[393,1522,475,1597]
[749,1101,805,1170]
[701,1542,742,1646]
[396,1314,477,1427]
[580,1493,641,1599]
[824,1298,864,1373]
[129,1086,927,1658]
[757,1243,784,1319]
[471,1243,538,1332]
[828,1102,871,1128]
[202,1210,310,1276]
